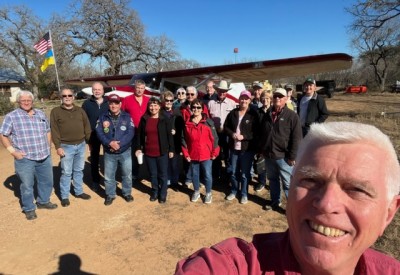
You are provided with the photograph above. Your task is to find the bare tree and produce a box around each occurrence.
[347,0,400,29]
[348,0,400,92]
[53,0,180,76]
[0,5,47,96]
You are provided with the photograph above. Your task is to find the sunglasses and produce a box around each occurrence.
[273,94,285,99]
[191,106,202,110]
[187,93,195,96]
[165,99,174,103]
[62,94,73,98]
[177,92,186,95]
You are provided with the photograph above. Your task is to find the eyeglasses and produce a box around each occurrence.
[191,106,202,110]
[164,99,174,103]
[273,94,285,99]
[187,93,195,96]
[20,100,33,103]
[62,94,73,98]
[177,92,186,95]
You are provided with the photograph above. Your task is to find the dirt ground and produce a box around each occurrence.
[1,92,399,275]
[0,143,287,275]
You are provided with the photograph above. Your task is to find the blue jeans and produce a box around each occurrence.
[104,149,132,198]
[191,160,212,193]
[265,158,293,204]
[59,141,86,199]
[167,154,180,186]
[15,156,54,212]
[145,154,168,199]
[230,150,255,197]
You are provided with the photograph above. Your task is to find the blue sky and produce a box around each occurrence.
[4,0,357,65]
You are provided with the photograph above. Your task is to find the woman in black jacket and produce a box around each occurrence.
[135,98,174,203]
[223,91,259,204]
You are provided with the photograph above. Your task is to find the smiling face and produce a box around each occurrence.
[148,102,160,116]
[135,83,146,97]
[191,103,203,117]
[176,89,186,101]
[272,93,287,109]
[206,81,215,96]
[239,95,251,110]
[18,94,34,112]
[61,89,75,108]
[92,83,104,99]
[186,87,197,103]
[287,142,399,274]
[164,96,174,110]
[303,82,316,96]
[109,101,121,115]
[260,94,271,108]
[253,87,262,99]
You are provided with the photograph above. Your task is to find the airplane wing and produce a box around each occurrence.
[156,53,352,87]
[67,53,352,99]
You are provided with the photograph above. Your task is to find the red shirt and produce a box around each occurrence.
[175,230,400,274]
[144,117,160,157]
[121,94,149,128]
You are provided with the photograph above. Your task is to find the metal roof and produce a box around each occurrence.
[0,68,26,84]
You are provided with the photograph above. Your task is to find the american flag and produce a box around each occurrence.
[34,32,52,55]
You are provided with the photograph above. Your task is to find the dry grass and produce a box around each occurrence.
[327,92,400,260]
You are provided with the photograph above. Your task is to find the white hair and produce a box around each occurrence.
[186,86,197,95]
[295,121,400,200]
[16,91,34,102]
[176,87,186,95]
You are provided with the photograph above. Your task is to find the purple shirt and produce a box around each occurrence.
[0,108,51,160]
[175,230,400,274]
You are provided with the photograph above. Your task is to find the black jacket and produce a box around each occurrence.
[135,113,174,156]
[162,108,184,153]
[224,107,259,152]
[259,106,302,160]
[297,92,329,135]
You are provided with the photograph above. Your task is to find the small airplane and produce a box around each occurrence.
[66,53,352,101]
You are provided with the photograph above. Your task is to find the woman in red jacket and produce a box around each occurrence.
[182,99,220,204]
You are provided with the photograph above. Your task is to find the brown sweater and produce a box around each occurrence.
[50,104,91,149]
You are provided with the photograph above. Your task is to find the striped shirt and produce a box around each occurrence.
[0,108,51,160]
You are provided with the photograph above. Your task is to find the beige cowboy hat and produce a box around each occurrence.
[214,80,232,91]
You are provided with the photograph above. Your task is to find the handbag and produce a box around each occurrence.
[253,155,266,174]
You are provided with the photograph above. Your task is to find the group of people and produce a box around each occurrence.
[2,77,399,273]
[1,76,330,219]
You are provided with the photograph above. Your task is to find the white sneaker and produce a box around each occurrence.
[185,181,193,188]
[191,191,200,202]
[225,193,236,201]
[240,196,248,204]
[204,192,212,204]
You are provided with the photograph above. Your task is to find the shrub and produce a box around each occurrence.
[0,97,15,116]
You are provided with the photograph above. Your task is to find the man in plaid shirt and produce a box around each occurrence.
[0,91,57,220]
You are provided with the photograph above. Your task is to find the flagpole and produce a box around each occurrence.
[49,30,61,92]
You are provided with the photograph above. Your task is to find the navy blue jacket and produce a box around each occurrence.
[96,110,134,154]
[82,96,109,130]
